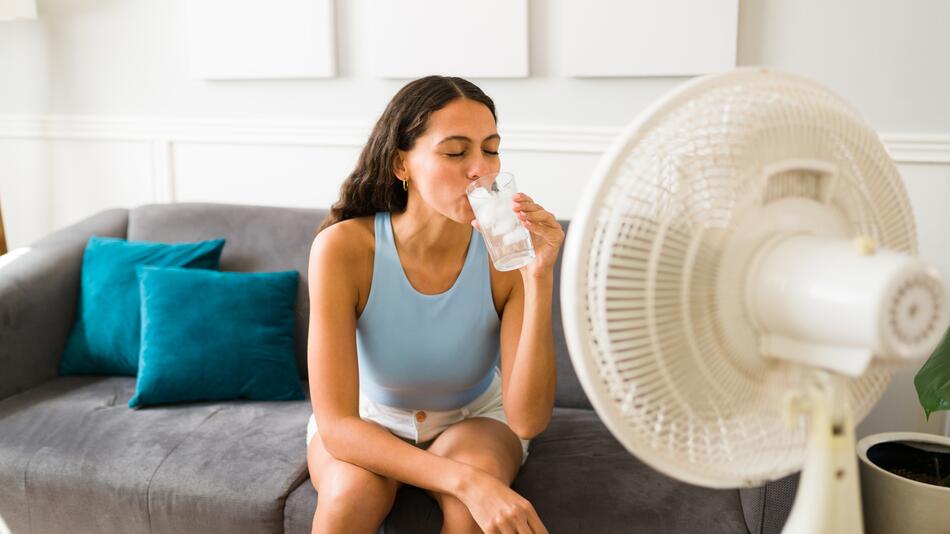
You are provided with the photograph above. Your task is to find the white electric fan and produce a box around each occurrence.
[560,67,950,534]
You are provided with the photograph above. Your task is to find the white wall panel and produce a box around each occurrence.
[172,142,360,208]
[369,0,528,78]
[0,139,48,250]
[185,0,336,79]
[563,0,738,77]
[47,140,153,232]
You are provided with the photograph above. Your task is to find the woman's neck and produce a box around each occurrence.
[390,206,471,265]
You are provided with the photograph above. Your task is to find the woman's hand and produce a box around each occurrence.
[456,466,549,534]
[511,193,564,280]
[470,192,565,280]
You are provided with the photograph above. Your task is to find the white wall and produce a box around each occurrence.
[4,0,950,126]
[1,0,949,438]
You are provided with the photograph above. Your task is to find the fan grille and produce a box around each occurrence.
[579,69,915,486]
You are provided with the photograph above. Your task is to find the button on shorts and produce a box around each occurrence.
[308,367,530,466]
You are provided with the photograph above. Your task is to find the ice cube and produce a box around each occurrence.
[493,213,516,235]
[502,227,528,246]
[469,197,491,214]
[468,186,491,200]
[476,203,496,227]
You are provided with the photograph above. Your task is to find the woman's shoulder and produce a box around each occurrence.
[335,214,376,242]
[309,215,376,266]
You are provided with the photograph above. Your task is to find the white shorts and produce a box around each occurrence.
[307,367,530,466]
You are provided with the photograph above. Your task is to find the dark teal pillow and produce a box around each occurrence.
[128,265,304,409]
[59,236,226,376]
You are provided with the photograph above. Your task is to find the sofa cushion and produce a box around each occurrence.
[282,407,750,534]
[128,203,324,385]
[58,235,226,377]
[0,376,311,534]
[129,265,305,409]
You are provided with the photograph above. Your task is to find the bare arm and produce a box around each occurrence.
[307,223,479,498]
[496,193,563,439]
[499,270,557,439]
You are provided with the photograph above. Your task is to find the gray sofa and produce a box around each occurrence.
[0,202,798,533]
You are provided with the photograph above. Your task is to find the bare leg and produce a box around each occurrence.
[307,425,402,533]
[422,418,526,533]
[435,492,484,534]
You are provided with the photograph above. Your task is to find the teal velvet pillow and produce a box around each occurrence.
[59,236,226,376]
[128,265,304,409]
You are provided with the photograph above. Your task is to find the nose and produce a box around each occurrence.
[468,153,497,181]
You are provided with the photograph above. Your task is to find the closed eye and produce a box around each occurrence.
[446,150,500,157]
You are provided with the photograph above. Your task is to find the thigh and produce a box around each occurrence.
[420,416,524,501]
[307,418,403,495]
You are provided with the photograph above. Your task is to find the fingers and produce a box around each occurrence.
[514,205,559,231]
[522,503,547,534]
[512,195,554,225]
[516,209,551,223]
[503,507,540,534]
[511,194,544,212]
[510,194,564,252]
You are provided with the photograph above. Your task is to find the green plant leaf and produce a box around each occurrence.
[915,327,950,420]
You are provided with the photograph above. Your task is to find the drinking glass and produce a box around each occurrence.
[466,171,536,271]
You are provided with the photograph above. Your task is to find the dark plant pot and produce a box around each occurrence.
[856,432,950,534]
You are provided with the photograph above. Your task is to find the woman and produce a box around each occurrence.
[307,75,563,534]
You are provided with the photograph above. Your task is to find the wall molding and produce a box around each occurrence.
[1,114,948,163]
[878,134,950,164]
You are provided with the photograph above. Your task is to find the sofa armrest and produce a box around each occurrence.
[739,472,799,534]
[0,209,128,401]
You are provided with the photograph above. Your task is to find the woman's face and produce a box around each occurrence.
[396,98,501,225]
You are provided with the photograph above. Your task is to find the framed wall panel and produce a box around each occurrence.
[186,0,336,79]
[369,0,528,79]
[563,0,738,77]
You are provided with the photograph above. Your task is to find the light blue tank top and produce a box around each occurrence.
[356,212,501,411]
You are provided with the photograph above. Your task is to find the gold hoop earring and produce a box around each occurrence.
[402,178,409,191]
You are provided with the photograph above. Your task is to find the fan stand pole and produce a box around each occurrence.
[782,375,864,534]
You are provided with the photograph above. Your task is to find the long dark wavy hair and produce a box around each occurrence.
[316,76,497,234]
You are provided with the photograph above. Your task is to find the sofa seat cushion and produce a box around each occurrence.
[283,407,750,534]
[0,376,311,534]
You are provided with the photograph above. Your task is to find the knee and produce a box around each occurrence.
[318,462,398,515]
[454,452,508,482]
